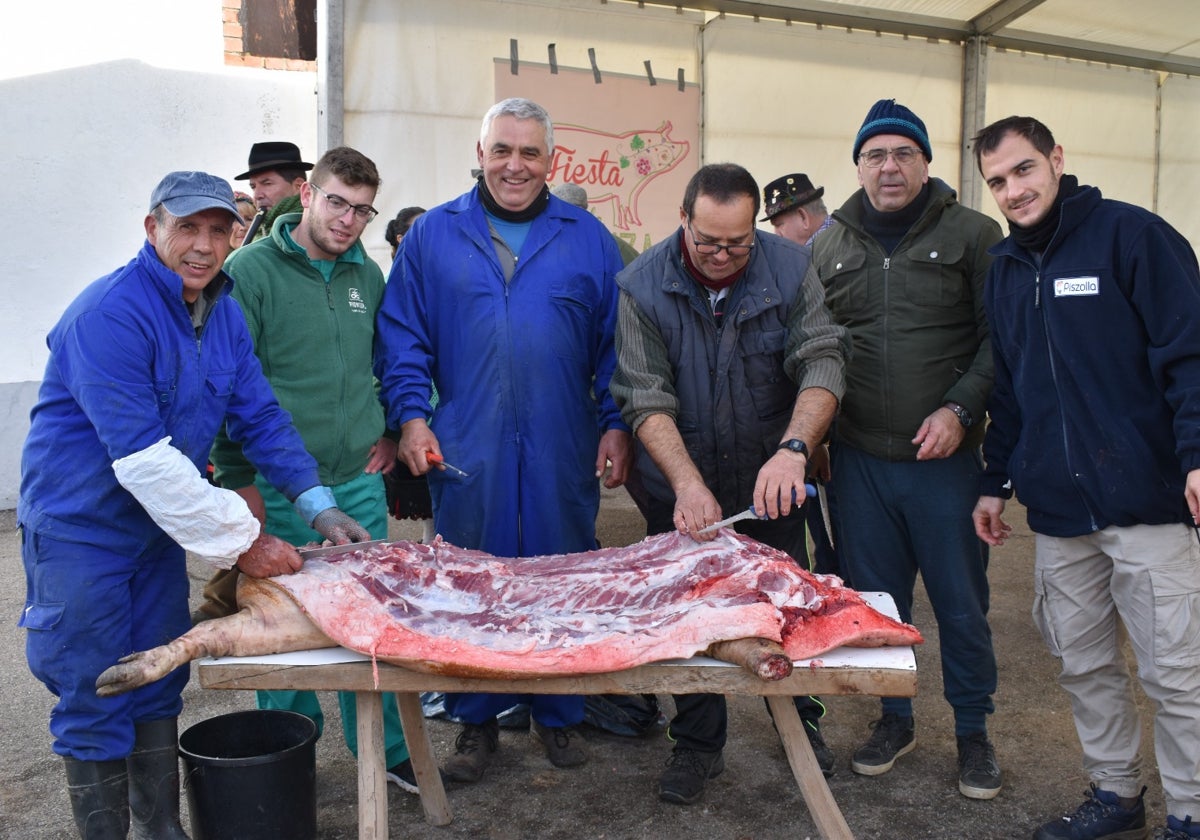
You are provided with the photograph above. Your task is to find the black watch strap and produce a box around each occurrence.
[944,401,974,428]
[777,438,809,457]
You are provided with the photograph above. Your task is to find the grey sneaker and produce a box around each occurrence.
[850,713,915,776]
[531,721,587,768]
[957,732,1001,799]
[442,719,500,783]
[1033,784,1147,840]
[658,748,725,806]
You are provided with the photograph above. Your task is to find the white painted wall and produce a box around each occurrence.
[5,0,1199,511]
[0,0,317,508]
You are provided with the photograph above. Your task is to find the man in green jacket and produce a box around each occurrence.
[811,99,1003,800]
[206,146,419,791]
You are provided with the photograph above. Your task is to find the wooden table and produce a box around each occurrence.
[197,594,916,840]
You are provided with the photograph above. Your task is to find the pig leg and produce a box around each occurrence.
[707,637,794,681]
[96,578,336,697]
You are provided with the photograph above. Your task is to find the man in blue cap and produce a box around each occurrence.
[18,170,369,838]
[810,99,1005,798]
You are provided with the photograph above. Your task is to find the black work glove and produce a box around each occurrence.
[311,507,371,545]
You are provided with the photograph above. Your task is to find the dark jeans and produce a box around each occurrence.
[641,494,823,753]
[832,444,996,735]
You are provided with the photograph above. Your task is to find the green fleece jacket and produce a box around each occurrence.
[811,179,1002,461]
[210,213,388,489]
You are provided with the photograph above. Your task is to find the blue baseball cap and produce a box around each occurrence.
[149,171,241,221]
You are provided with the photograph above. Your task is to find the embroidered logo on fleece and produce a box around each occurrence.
[348,287,367,314]
[1053,276,1099,297]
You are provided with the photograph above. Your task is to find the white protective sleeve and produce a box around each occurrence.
[112,436,261,569]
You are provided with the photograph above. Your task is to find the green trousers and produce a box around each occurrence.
[253,471,410,767]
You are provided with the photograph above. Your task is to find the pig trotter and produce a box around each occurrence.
[707,638,794,681]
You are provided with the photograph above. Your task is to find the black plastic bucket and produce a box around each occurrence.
[178,709,318,840]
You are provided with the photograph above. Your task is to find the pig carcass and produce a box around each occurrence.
[96,530,922,696]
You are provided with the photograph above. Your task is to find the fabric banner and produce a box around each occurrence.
[496,61,700,253]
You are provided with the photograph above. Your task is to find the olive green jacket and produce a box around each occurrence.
[811,179,1002,461]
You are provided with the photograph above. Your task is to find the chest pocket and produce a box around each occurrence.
[545,290,594,363]
[205,369,237,420]
[904,241,968,307]
[741,327,791,421]
[819,250,868,315]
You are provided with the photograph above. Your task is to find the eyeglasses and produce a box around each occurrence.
[687,220,755,258]
[311,184,378,222]
[858,146,923,168]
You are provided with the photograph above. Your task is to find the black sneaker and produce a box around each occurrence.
[957,732,1001,800]
[442,718,500,783]
[1033,784,1147,840]
[850,713,915,776]
[385,759,419,794]
[804,722,836,779]
[531,721,587,768]
[1153,815,1199,840]
[658,748,725,806]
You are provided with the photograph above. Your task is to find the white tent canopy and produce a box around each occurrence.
[331,0,1200,277]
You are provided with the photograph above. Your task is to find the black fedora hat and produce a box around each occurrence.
[235,141,314,181]
[760,173,824,222]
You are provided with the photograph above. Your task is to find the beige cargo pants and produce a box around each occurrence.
[1034,523,1200,820]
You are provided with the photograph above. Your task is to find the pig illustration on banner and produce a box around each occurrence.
[549,121,690,232]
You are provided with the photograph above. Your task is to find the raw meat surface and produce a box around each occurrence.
[269,530,922,677]
[97,530,923,694]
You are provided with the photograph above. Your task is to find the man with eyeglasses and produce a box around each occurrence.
[376,98,632,782]
[810,98,1004,799]
[611,163,849,805]
[203,147,422,791]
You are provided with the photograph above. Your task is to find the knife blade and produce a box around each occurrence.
[426,451,470,478]
[696,483,818,536]
[298,538,390,560]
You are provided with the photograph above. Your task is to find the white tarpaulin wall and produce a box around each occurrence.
[344,0,703,270]
[343,0,1200,263]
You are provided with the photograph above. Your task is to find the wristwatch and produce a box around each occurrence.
[944,401,974,428]
[777,439,809,458]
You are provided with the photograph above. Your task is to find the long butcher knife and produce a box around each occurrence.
[298,538,390,560]
[696,483,817,536]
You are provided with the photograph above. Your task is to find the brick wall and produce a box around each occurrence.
[223,0,317,71]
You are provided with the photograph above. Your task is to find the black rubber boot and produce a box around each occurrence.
[63,756,130,839]
[128,718,189,839]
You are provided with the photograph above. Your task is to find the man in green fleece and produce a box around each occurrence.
[206,146,419,791]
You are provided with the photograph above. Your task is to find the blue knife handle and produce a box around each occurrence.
[750,483,818,519]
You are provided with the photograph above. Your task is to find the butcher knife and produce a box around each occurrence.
[696,483,818,536]
[426,451,470,478]
[298,538,390,560]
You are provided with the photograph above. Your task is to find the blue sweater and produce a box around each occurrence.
[981,185,1200,537]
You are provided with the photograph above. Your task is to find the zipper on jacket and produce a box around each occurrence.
[881,254,893,454]
[1036,268,1099,532]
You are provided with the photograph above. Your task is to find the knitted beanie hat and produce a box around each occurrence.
[853,99,933,163]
